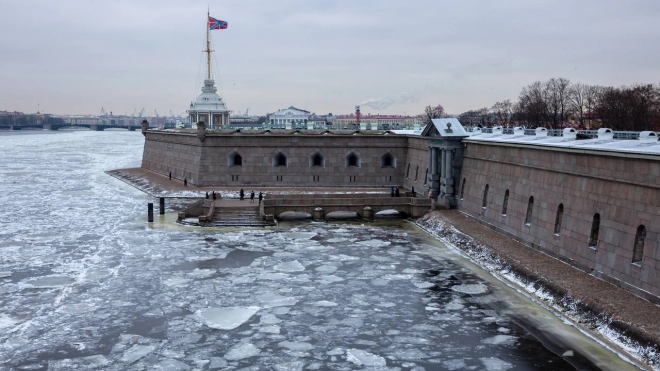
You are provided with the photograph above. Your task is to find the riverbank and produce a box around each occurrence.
[415,210,660,370]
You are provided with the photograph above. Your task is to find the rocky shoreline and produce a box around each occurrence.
[415,210,660,370]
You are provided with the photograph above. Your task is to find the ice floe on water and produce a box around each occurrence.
[346,348,387,367]
[224,342,261,361]
[195,306,260,330]
[274,260,306,272]
[451,282,489,294]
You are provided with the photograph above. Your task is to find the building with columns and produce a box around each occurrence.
[187,78,230,129]
[421,118,469,208]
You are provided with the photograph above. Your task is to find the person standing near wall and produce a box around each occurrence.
[258,192,263,205]
[395,187,400,197]
[169,171,172,180]
[240,189,245,200]
[184,178,187,187]
[391,187,395,197]
[250,191,255,203]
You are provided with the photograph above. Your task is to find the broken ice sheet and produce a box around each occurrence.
[195,306,260,330]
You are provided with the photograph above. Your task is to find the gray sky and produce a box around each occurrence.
[2,0,660,116]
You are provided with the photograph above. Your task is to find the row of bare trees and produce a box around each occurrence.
[457,78,660,131]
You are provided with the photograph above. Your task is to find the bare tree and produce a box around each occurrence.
[491,100,513,127]
[545,78,571,130]
[422,105,444,126]
[569,83,587,128]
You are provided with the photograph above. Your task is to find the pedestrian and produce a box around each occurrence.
[169,171,172,180]
[205,192,208,199]
[395,187,400,197]
[184,178,187,187]
[412,186,416,197]
[391,186,395,198]
[240,189,244,200]
[250,191,255,203]
[258,192,263,205]
[212,191,216,200]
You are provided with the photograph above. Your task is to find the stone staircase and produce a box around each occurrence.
[208,205,274,227]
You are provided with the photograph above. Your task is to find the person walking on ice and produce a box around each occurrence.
[250,191,255,203]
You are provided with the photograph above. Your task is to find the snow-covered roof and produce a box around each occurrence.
[188,79,229,113]
[390,129,423,135]
[465,128,660,157]
[422,118,469,138]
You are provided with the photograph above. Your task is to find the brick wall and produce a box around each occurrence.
[459,141,660,300]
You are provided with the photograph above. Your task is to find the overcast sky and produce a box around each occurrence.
[2,0,660,116]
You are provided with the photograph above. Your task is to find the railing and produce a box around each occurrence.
[467,127,643,139]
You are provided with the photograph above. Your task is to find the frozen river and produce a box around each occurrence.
[0,130,642,370]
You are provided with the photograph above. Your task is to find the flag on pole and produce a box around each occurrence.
[209,17,228,30]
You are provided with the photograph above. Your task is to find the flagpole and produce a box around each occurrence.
[206,9,211,80]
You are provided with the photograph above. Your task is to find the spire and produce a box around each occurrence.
[205,10,212,80]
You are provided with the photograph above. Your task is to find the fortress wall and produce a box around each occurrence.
[402,136,431,196]
[144,131,412,187]
[459,141,660,299]
[141,132,204,184]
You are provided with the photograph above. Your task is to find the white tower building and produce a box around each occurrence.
[187,14,230,129]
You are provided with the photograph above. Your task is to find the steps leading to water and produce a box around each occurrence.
[206,205,274,227]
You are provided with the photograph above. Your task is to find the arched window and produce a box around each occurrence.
[525,196,534,225]
[554,204,564,235]
[310,153,324,167]
[502,189,509,215]
[633,225,646,264]
[346,153,360,167]
[482,184,489,209]
[273,152,287,167]
[589,213,600,248]
[228,152,242,167]
[460,178,466,199]
[381,153,395,168]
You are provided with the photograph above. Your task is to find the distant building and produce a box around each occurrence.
[268,106,311,129]
[334,113,422,130]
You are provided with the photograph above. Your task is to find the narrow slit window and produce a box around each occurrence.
[589,213,600,248]
[632,225,646,263]
[482,184,489,209]
[502,189,509,215]
[461,178,466,199]
[525,196,534,225]
[554,204,564,235]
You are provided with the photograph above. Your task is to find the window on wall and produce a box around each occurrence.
[381,153,395,167]
[415,166,419,181]
[274,152,287,167]
[406,163,410,178]
[229,152,242,167]
[346,153,360,167]
[632,225,646,264]
[525,196,534,225]
[589,213,600,248]
[461,178,466,199]
[424,168,428,185]
[311,153,324,167]
[502,189,509,216]
[482,184,489,209]
[554,204,564,235]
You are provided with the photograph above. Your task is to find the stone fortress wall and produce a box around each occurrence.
[140,122,660,301]
[458,139,660,301]
[142,128,431,190]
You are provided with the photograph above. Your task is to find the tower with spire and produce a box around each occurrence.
[187,11,230,129]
